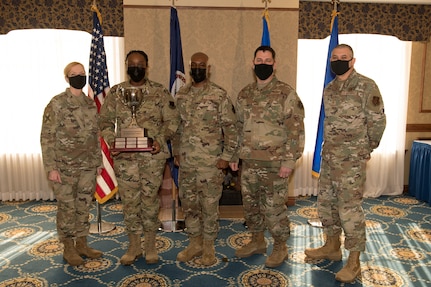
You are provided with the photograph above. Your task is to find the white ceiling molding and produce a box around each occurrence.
[123,0,299,9]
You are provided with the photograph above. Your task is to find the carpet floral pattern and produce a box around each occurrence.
[0,195,430,287]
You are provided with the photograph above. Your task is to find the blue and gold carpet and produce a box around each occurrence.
[0,195,430,287]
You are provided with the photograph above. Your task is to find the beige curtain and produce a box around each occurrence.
[124,7,298,102]
[0,30,125,201]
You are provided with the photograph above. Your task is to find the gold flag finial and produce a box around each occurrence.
[331,0,340,11]
[91,3,103,25]
[330,0,340,31]
[262,0,271,10]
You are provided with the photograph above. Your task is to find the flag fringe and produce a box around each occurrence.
[330,10,340,32]
[91,4,103,25]
[95,186,118,204]
[262,9,270,30]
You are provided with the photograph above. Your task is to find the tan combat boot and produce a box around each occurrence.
[177,235,203,262]
[120,233,143,265]
[62,238,84,266]
[265,238,288,268]
[335,251,361,283]
[144,231,158,264]
[235,232,267,258]
[304,234,342,261]
[201,239,216,266]
[75,236,103,259]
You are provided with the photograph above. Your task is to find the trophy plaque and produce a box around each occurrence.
[111,86,153,152]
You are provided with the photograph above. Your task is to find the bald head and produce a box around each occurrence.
[191,52,209,63]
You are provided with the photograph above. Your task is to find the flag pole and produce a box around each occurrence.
[90,201,116,233]
[160,168,185,232]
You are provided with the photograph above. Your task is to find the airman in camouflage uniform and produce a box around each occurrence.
[99,50,179,265]
[230,46,305,268]
[40,62,103,266]
[172,52,238,266]
[305,44,386,283]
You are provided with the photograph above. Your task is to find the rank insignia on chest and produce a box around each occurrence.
[169,101,176,109]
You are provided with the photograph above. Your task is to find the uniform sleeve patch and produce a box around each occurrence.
[372,96,381,106]
[297,101,304,110]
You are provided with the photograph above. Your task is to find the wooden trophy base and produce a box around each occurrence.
[111,137,153,152]
[111,126,153,152]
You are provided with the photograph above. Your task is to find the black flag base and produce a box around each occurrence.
[307,218,323,228]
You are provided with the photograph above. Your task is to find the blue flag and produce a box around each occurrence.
[169,6,185,187]
[311,11,339,178]
[261,9,270,46]
[169,6,186,97]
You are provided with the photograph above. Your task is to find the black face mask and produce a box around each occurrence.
[190,68,207,83]
[254,64,273,80]
[127,67,146,83]
[68,75,86,89]
[330,60,351,76]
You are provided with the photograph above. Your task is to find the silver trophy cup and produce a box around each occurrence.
[111,86,153,152]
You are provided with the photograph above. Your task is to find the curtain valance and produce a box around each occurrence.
[1,0,123,36]
[299,2,431,41]
[1,1,430,41]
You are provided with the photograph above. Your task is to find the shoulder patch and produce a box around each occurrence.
[297,100,304,110]
[372,96,381,106]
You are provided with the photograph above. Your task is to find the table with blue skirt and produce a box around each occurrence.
[409,140,431,205]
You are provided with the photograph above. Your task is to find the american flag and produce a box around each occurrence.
[88,4,118,203]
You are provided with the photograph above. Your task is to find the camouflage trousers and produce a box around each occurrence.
[318,157,367,251]
[241,160,290,241]
[115,157,165,234]
[178,165,224,240]
[51,168,97,241]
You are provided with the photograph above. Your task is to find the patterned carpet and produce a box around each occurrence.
[0,195,430,287]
